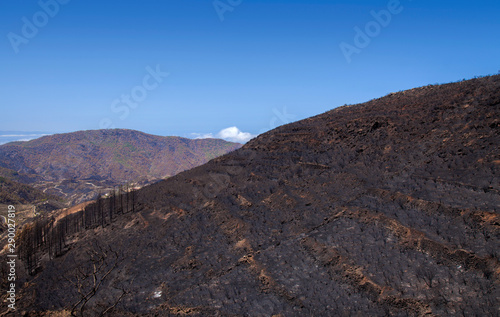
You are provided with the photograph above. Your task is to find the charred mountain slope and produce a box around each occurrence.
[14,76,500,316]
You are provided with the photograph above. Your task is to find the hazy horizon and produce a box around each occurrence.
[0,128,252,145]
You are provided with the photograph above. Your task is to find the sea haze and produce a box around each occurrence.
[0,131,52,145]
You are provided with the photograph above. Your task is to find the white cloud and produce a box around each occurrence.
[216,127,255,143]
[192,127,256,144]
[191,133,214,139]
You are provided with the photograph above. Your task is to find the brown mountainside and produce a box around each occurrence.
[0,177,58,206]
[0,129,241,205]
[9,76,500,316]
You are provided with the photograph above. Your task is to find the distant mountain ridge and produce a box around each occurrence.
[0,129,241,205]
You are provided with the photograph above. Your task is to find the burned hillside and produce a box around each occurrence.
[8,75,500,316]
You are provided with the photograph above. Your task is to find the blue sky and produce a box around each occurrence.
[1,0,499,143]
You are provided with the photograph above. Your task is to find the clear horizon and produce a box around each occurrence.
[1,0,499,143]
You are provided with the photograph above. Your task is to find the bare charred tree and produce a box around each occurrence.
[33,220,44,249]
[96,192,104,228]
[108,189,114,223]
[119,186,124,214]
[46,218,54,258]
[125,183,130,213]
[66,241,126,316]
[83,206,88,229]
[53,223,66,257]
[416,265,436,288]
[131,187,136,213]
[18,223,37,275]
